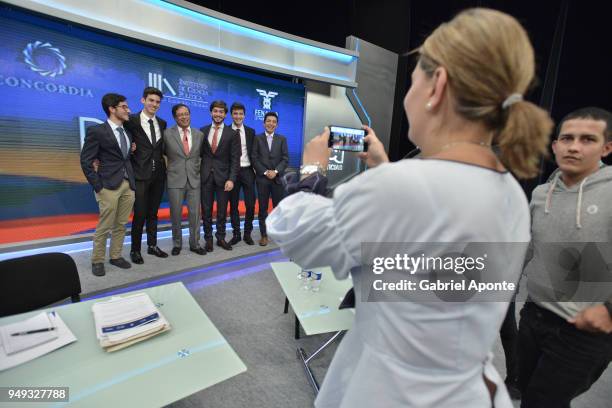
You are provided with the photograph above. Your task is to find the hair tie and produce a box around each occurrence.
[502,93,523,109]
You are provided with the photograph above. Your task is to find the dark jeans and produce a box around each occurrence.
[518,302,612,408]
[131,167,165,251]
[500,301,519,381]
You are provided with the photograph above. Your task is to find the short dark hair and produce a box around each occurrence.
[264,111,278,122]
[230,102,246,114]
[172,103,190,118]
[101,93,127,117]
[143,87,163,100]
[558,107,612,142]
[210,100,228,113]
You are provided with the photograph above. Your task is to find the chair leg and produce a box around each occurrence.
[284,297,289,314]
[71,294,81,303]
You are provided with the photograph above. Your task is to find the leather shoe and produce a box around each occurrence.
[205,240,214,252]
[244,234,254,245]
[171,247,181,256]
[259,236,268,246]
[148,246,168,258]
[190,247,207,255]
[229,235,241,246]
[217,239,232,251]
[109,257,131,269]
[92,263,105,276]
[130,251,144,264]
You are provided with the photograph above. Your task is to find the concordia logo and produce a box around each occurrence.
[23,41,66,77]
[148,72,176,96]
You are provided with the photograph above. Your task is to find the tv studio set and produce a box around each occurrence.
[0,1,610,407]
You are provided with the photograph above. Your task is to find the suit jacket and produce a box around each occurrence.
[80,121,135,193]
[199,124,241,186]
[163,125,204,189]
[124,112,167,180]
[252,132,289,184]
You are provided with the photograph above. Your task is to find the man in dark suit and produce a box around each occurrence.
[200,100,241,251]
[228,102,256,246]
[124,87,168,264]
[252,111,289,246]
[80,93,136,277]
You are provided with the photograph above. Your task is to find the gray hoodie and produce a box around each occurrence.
[524,164,612,320]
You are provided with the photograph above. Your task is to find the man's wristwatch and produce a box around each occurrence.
[604,300,612,318]
[300,162,327,177]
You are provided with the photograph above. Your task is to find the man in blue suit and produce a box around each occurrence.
[80,93,136,277]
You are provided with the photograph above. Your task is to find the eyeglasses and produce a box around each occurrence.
[114,104,130,110]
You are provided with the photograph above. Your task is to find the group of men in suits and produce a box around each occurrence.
[80,88,289,276]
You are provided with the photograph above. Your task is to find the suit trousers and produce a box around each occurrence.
[131,167,165,251]
[168,185,201,249]
[517,302,612,408]
[230,167,256,237]
[92,180,135,263]
[256,177,285,236]
[201,176,229,240]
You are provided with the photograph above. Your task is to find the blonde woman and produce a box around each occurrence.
[268,8,552,408]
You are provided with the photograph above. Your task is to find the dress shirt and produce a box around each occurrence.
[179,126,192,151]
[140,111,160,144]
[106,119,129,152]
[207,122,224,146]
[232,124,251,167]
[265,132,274,151]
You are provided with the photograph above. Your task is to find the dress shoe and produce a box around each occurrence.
[92,263,105,276]
[148,246,168,258]
[259,235,269,246]
[217,239,232,251]
[130,251,144,264]
[205,240,214,252]
[190,247,207,255]
[109,257,131,269]
[171,247,181,256]
[229,235,241,246]
[244,234,254,245]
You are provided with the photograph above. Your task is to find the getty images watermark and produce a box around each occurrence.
[360,242,612,302]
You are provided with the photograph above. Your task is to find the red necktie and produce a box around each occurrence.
[182,128,190,155]
[211,126,220,154]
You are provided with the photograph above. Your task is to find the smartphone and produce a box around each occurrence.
[328,125,368,152]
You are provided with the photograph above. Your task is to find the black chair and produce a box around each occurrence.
[0,253,82,317]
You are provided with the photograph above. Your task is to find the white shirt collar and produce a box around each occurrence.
[265,132,274,138]
[140,111,156,122]
[107,119,123,132]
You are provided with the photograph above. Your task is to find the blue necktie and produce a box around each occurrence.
[117,127,128,158]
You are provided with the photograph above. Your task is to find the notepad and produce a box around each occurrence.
[0,311,77,371]
[92,292,170,352]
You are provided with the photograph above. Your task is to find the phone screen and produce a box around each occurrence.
[328,125,367,152]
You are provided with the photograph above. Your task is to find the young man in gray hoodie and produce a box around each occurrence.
[518,107,612,408]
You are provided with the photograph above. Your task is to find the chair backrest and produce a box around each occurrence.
[0,252,82,317]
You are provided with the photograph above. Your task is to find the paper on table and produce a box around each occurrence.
[0,312,77,371]
[92,293,170,350]
[0,312,58,355]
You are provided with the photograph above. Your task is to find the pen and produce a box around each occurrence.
[10,327,56,336]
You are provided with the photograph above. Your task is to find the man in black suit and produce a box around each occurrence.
[80,93,136,277]
[228,102,256,246]
[124,87,168,264]
[252,111,289,246]
[200,100,241,251]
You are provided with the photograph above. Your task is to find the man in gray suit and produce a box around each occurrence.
[163,104,206,255]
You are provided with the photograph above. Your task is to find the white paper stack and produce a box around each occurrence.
[92,292,170,352]
[0,312,77,371]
